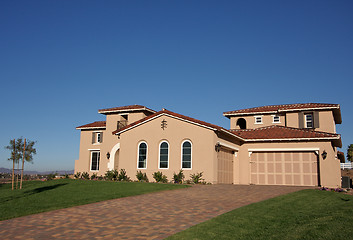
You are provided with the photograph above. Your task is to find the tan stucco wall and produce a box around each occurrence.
[236,141,341,188]
[317,111,336,133]
[230,110,336,134]
[230,114,285,129]
[117,115,220,183]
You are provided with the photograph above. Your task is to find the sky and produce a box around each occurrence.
[0,0,352,171]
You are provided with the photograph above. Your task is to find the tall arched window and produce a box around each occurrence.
[182,140,192,169]
[159,141,169,169]
[138,142,147,169]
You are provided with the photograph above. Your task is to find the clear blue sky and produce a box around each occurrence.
[1,0,352,171]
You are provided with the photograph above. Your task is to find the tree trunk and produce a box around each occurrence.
[12,139,15,190]
[20,138,26,189]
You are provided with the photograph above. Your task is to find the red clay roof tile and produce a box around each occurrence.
[76,121,106,130]
[98,105,156,114]
[230,125,340,140]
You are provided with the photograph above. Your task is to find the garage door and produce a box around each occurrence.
[250,152,318,186]
[217,148,234,184]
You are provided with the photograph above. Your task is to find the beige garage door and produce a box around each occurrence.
[250,152,318,186]
[217,148,234,184]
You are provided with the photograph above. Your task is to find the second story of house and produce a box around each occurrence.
[223,103,342,134]
[76,105,156,146]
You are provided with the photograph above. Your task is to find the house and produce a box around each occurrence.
[75,103,342,187]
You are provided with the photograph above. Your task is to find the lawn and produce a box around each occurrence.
[0,179,188,221]
[167,189,353,240]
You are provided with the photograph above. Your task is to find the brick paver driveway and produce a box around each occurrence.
[0,184,309,239]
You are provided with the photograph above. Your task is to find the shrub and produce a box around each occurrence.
[153,171,168,183]
[74,172,81,179]
[64,174,69,179]
[118,169,130,181]
[82,172,90,180]
[98,175,104,180]
[105,170,119,181]
[190,172,204,184]
[136,170,149,182]
[90,173,98,180]
[46,172,56,181]
[173,169,185,184]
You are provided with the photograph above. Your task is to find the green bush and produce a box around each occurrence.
[190,172,204,184]
[153,171,168,183]
[74,172,81,179]
[46,172,57,181]
[81,172,90,180]
[136,170,149,182]
[105,170,119,181]
[118,169,130,181]
[90,173,97,180]
[173,169,185,184]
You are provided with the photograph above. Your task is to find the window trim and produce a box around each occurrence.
[90,150,100,172]
[272,115,280,123]
[158,140,169,169]
[181,140,192,170]
[254,115,263,124]
[137,141,148,169]
[92,131,102,145]
[305,113,313,128]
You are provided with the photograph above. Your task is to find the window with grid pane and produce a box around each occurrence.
[138,142,147,169]
[159,141,169,169]
[182,141,192,169]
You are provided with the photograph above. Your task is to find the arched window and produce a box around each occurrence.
[159,141,169,169]
[236,118,247,129]
[182,140,192,169]
[138,142,147,169]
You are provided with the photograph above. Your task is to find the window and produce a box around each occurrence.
[138,142,147,169]
[159,141,169,169]
[254,116,263,124]
[90,151,100,171]
[92,132,103,144]
[182,140,192,169]
[236,118,247,129]
[305,113,313,128]
[272,115,280,123]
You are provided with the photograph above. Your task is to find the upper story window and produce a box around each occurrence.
[92,132,103,144]
[90,151,100,171]
[272,115,280,123]
[159,141,169,169]
[138,142,147,169]
[182,140,192,169]
[254,116,263,124]
[305,113,313,128]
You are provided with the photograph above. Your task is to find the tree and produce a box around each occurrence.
[5,137,36,189]
[347,144,353,163]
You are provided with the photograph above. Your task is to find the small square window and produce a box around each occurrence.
[255,116,263,124]
[273,115,280,123]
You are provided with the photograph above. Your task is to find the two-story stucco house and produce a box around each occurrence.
[75,103,342,187]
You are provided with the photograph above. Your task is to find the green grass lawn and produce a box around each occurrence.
[0,179,188,221]
[167,189,353,240]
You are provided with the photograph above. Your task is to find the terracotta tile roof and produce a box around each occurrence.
[337,151,345,163]
[76,121,106,130]
[113,109,243,141]
[230,125,341,147]
[224,103,340,116]
[98,105,156,114]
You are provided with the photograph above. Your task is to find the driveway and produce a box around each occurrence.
[0,184,309,239]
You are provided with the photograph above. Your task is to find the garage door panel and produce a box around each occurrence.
[251,151,318,186]
[217,148,234,184]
